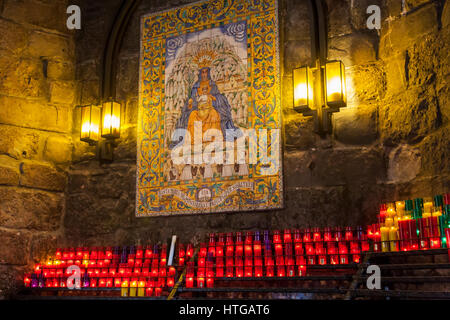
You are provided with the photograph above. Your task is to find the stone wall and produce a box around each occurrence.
[66,0,450,248]
[0,0,76,297]
[0,0,448,298]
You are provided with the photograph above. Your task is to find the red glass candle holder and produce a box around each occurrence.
[345,227,354,241]
[206,277,214,288]
[323,227,332,242]
[284,229,292,243]
[185,276,194,288]
[303,228,312,243]
[312,227,322,242]
[216,258,224,278]
[298,264,306,276]
[197,277,205,288]
[338,242,348,264]
[418,217,431,250]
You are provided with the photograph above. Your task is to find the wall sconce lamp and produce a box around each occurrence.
[80,105,101,145]
[78,0,141,162]
[294,0,347,134]
[293,60,347,133]
[79,99,121,162]
[101,100,121,139]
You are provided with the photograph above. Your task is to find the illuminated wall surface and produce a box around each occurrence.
[137,0,283,216]
[0,0,449,297]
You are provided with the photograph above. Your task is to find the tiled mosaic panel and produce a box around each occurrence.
[137,0,282,216]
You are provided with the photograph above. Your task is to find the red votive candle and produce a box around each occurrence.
[264,239,274,277]
[338,242,348,264]
[303,228,312,243]
[312,227,322,242]
[429,216,441,249]
[285,243,295,276]
[235,256,243,278]
[418,217,430,250]
[284,229,292,243]
[178,243,185,266]
[216,257,224,277]
[323,227,332,242]
[216,233,225,257]
[208,233,216,257]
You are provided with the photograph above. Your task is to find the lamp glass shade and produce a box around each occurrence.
[80,105,101,143]
[102,101,121,138]
[325,61,346,107]
[293,66,313,110]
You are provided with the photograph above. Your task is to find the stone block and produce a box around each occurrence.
[284,116,316,150]
[328,33,377,67]
[0,186,64,231]
[383,53,407,96]
[116,57,139,100]
[76,60,100,81]
[2,0,68,33]
[385,0,403,17]
[49,80,76,105]
[0,125,43,160]
[64,193,127,238]
[124,99,138,126]
[404,0,431,11]
[284,40,311,74]
[30,233,61,264]
[0,96,70,133]
[47,60,75,80]
[0,54,47,99]
[283,186,349,227]
[44,135,72,164]
[379,3,438,58]
[333,104,378,145]
[380,88,441,145]
[115,126,137,160]
[79,80,100,105]
[19,161,66,192]
[284,147,385,188]
[0,156,19,186]
[387,144,421,183]
[0,18,28,55]
[406,34,440,89]
[418,126,450,176]
[283,0,311,41]
[0,229,31,265]
[346,63,386,103]
[326,0,353,37]
[27,31,74,61]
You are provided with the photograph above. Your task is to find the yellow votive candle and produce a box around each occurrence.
[385,218,394,228]
[422,212,432,218]
[380,227,390,252]
[423,201,433,214]
[389,227,399,252]
[432,210,442,217]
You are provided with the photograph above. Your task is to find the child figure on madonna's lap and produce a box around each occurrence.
[187,84,223,145]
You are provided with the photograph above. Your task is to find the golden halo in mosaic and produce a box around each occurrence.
[192,47,218,69]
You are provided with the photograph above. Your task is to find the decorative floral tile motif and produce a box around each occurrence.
[137,0,282,217]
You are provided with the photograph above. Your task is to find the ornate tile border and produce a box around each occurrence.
[137,0,283,217]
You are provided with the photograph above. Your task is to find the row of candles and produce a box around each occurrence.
[374,193,450,252]
[23,244,185,297]
[183,229,371,288]
[24,192,450,294]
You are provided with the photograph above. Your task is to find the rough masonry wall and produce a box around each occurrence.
[0,0,76,297]
[66,0,450,247]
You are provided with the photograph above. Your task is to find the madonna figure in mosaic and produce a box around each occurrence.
[169,66,242,149]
